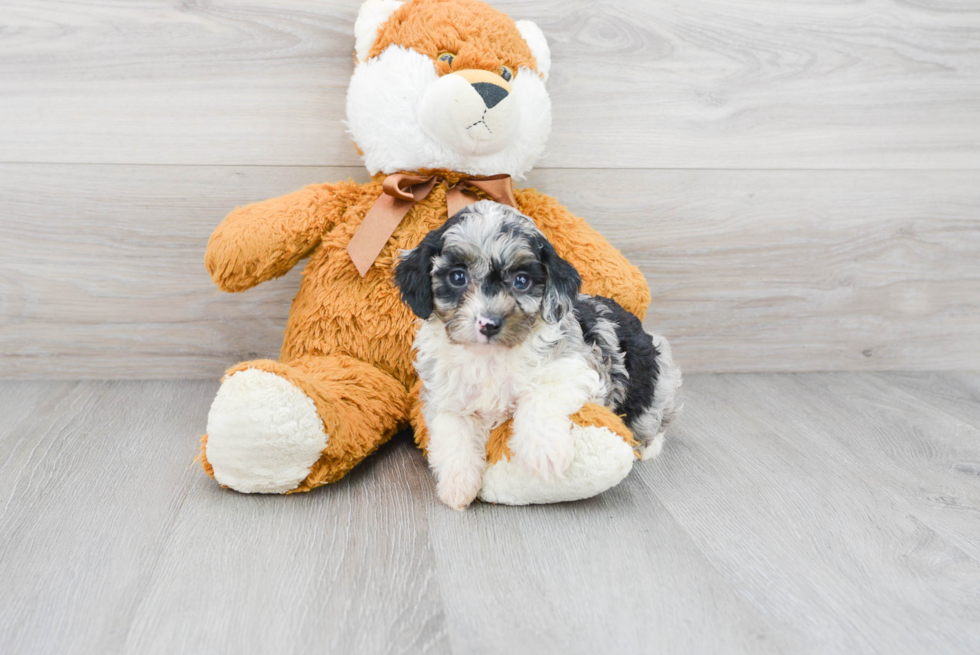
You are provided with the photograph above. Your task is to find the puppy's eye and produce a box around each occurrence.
[500,66,514,82]
[448,269,469,287]
[437,52,456,66]
[513,274,531,290]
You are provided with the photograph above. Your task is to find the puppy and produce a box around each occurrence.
[395,201,681,509]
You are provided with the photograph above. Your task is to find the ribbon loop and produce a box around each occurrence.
[383,174,437,202]
[346,173,517,277]
[460,174,519,208]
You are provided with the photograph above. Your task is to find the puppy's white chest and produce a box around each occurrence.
[415,323,535,419]
[415,320,602,429]
[436,345,522,419]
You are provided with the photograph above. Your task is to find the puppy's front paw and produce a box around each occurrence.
[511,420,575,479]
[436,466,483,511]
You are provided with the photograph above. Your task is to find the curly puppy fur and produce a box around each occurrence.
[395,201,681,508]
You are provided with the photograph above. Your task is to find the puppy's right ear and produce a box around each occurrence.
[394,230,443,319]
[536,236,582,324]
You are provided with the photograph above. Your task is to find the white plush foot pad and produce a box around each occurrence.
[206,369,328,494]
[477,425,635,506]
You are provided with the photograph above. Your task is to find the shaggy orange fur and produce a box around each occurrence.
[368,0,540,77]
[201,176,650,489]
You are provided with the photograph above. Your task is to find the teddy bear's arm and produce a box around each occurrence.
[206,182,354,292]
[517,189,652,320]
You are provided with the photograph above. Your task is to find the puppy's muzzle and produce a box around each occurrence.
[477,315,503,338]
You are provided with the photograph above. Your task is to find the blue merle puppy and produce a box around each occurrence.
[394,200,681,509]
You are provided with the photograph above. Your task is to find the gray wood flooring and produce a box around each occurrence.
[1,373,978,655]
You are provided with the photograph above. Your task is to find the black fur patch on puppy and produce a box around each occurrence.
[394,213,466,319]
[574,295,661,429]
[531,233,581,323]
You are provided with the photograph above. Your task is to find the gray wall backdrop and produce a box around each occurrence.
[1,0,978,378]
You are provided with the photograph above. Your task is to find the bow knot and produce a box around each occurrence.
[346,173,517,276]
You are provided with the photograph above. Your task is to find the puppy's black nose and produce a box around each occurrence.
[472,82,509,109]
[478,316,502,338]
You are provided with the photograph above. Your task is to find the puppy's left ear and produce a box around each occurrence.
[537,237,581,323]
[394,230,443,319]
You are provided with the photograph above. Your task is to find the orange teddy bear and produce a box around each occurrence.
[200,0,676,504]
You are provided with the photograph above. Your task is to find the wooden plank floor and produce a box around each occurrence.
[1,373,978,654]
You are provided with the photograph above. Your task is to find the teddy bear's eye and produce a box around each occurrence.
[500,66,514,82]
[437,52,456,66]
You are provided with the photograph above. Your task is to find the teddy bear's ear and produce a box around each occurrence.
[355,0,405,63]
[515,20,551,81]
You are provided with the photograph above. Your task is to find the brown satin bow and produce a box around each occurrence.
[346,173,518,277]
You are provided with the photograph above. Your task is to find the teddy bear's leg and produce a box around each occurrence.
[409,393,639,506]
[200,354,409,494]
[478,404,639,505]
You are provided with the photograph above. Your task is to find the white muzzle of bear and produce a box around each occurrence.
[418,69,519,157]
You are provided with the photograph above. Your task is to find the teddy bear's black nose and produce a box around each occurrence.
[472,82,509,109]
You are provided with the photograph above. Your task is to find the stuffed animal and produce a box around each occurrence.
[199,0,675,504]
